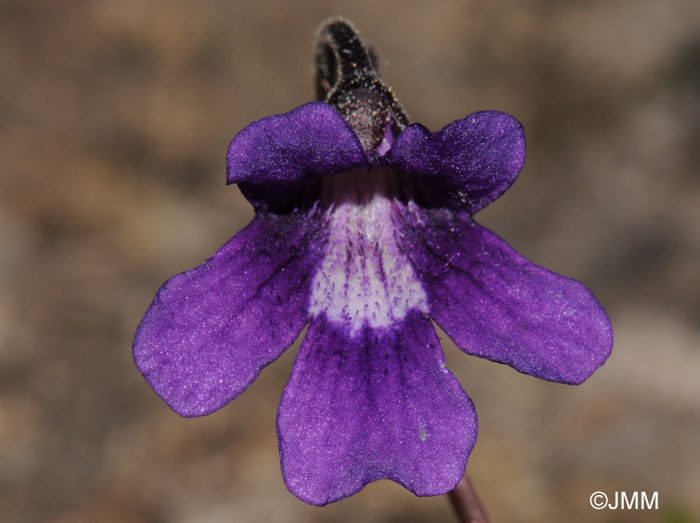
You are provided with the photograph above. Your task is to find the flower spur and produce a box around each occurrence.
[133,19,613,506]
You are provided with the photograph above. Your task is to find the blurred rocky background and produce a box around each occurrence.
[1,1,699,522]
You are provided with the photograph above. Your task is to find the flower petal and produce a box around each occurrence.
[386,111,525,214]
[227,102,368,211]
[133,211,325,417]
[277,311,477,506]
[399,206,613,384]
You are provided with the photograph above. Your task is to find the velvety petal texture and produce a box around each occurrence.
[133,210,326,417]
[386,111,525,214]
[398,205,612,384]
[227,102,368,211]
[277,311,477,506]
[135,15,615,507]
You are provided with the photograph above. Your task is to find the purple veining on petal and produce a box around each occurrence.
[131,15,619,509]
[226,102,368,211]
[397,204,612,385]
[309,188,427,335]
[386,111,526,214]
[277,310,477,506]
[133,210,326,417]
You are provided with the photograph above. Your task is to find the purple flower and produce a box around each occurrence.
[133,19,612,506]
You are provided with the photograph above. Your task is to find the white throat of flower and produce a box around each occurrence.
[309,171,428,335]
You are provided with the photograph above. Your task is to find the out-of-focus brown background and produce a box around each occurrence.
[1,1,699,522]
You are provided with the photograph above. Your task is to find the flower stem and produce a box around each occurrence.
[447,473,490,523]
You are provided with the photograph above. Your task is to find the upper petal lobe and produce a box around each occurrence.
[398,206,612,384]
[386,111,525,214]
[227,102,368,211]
[277,311,477,505]
[133,210,325,417]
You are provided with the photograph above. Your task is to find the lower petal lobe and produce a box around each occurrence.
[277,311,477,506]
[399,206,613,384]
[133,211,324,417]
